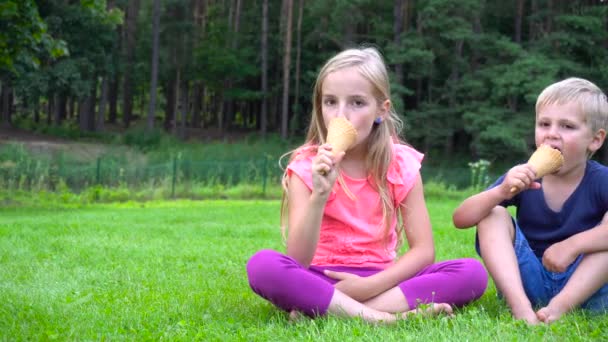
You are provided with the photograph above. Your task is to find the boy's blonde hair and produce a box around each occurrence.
[281,47,407,246]
[536,77,608,134]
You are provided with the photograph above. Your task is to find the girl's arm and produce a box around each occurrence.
[285,174,326,267]
[286,145,343,267]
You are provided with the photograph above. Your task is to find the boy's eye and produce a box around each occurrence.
[561,123,575,129]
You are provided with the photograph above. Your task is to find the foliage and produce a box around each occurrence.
[467,159,491,192]
[0,0,67,74]
[3,0,608,166]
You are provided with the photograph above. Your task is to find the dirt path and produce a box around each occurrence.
[0,127,117,161]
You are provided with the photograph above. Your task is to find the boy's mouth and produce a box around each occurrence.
[543,144,561,153]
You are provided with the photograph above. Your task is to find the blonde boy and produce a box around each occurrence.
[453,77,608,324]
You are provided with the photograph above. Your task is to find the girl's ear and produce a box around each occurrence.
[378,99,390,121]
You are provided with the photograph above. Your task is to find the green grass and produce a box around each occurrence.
[1,199,606,341]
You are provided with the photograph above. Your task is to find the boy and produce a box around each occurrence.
[452,77,608,324]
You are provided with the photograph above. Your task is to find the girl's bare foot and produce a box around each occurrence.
[399,303,454,319]
[288,310,306,322]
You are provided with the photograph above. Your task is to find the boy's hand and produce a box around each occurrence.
[311,144,345,198]
[324,270,374,302]
[502,164,541,195]
[542,240,577,273]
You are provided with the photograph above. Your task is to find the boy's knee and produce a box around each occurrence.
[477,206,515,240]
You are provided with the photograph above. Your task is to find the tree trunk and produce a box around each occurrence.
[292,0,303,128]
[223,0,242,130]
[122,0,140,128]
[97,77,108,131]
[515,0,525,43]
[108,75,119,124]
[280,0,293,139]
[0,78,11,128]
[33,97,40,124]
[191,0,208,129]
[81,79,98,131]
[179,79,189,139]
[53,93,67,125]
[529,0,538,41]
[260,0,269,136]
[164,73,177,131]
[147,0,161,131]
[393,0,405,86]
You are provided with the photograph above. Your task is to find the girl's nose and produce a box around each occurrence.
[336,103,348,118]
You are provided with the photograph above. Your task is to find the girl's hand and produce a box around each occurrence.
[311,144,344,198]
[542,240,577,273]
[324,270,374,302]
[501,164,541,196]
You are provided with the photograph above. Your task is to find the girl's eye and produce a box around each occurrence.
[323,99,335,106]
[353,100,365,107]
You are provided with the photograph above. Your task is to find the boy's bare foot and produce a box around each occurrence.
[511,306,540,324]
[536,304,568,324]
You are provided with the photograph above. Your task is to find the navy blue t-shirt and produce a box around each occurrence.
[489,160,608,258]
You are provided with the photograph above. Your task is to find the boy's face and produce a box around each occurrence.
[535,101,603,171]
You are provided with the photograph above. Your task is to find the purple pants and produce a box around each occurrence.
[247,249,488,317]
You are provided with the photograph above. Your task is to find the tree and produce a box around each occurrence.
[0,0,66,127]
[260,0,269,136]
[280,0,293,139]
[147,0,161,131]
[122,0,140,128]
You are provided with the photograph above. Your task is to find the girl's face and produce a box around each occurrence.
[535,101,603,173]
[320,67,389,151]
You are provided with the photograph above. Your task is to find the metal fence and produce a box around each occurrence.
[0,153,285,196]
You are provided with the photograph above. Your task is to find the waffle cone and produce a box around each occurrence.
[326,117,358,155]
[527,144,564,177]
[510,145,563,193]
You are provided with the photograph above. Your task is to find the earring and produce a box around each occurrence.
[374,117,382,124]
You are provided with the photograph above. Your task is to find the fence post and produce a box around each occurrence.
[96,157,101,184]
[262,156,268,195]
[171,155,177,198]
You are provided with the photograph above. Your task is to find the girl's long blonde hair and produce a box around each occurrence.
[281,46,407,246]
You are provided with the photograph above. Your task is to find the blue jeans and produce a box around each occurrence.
[476,222,608,312]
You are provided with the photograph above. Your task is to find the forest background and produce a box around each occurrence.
[1,0,608,197]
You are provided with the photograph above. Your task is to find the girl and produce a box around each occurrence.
[247,47,487,324]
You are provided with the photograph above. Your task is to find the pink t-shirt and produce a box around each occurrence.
[286,143,424,269]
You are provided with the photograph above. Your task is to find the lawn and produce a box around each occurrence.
[0,199,606,341]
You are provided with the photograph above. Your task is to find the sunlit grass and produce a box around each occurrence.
[1,199,606,340]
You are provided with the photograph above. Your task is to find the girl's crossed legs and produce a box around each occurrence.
[246,249,487,323]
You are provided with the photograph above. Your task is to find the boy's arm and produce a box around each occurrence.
[543,212,608,272]
[452,186,509,229]
[453,164,539,229]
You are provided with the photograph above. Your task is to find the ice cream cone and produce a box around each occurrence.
[510,145,563,193]
[326,117,358,156]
